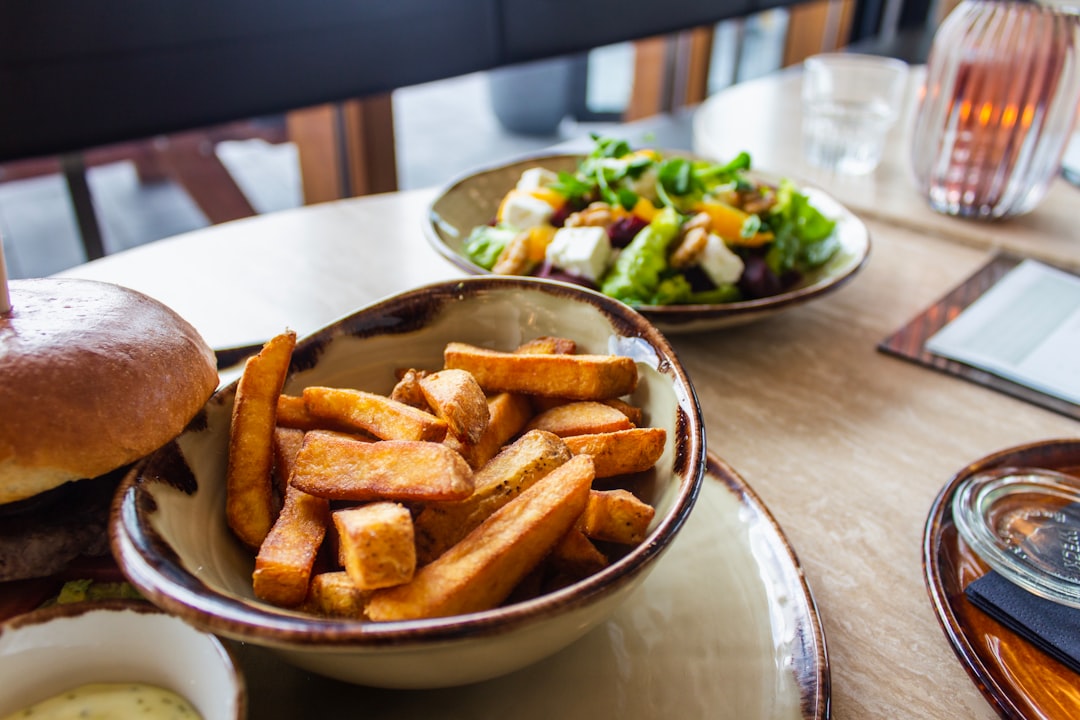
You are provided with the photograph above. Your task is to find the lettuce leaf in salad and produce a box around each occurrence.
[651,274,742,306]
[600,206,682,305]
[763,179,839,277]
[463,225,518,270]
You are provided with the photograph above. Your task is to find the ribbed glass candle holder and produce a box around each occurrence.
[911,0,1080,219]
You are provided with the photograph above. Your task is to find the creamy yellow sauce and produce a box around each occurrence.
[2,682,202,719]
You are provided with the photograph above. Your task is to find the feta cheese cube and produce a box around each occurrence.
[699,233,745,286]
[499,191,554,231]
[516,167,559,192]
[545,226,612,282]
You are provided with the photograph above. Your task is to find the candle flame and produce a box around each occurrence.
[1001,104,1018,129]
[1021,104,1036,129]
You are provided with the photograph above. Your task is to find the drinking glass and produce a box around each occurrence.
[910,0,1080,219]
[801,53,910,175]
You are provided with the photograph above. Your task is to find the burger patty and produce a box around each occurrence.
[0,470,122,582]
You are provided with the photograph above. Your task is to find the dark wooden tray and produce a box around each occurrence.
[878,253,1080,421]
[924,439,1080,719]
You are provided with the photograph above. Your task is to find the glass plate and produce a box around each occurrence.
[952,466,1080,608]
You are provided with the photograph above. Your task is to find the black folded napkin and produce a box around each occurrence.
[966,571,1080,674]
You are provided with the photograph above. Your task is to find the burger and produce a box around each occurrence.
[0,278,219,584]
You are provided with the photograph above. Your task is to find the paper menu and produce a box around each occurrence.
[925,259,1080,406]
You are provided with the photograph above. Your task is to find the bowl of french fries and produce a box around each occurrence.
[111,276,706,689]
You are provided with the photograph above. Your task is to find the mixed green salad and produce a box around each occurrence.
[463,136,840,307]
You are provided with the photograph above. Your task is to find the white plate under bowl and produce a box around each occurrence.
[219,451,829,719]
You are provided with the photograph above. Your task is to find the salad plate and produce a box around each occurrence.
[924,438,1080,718]
[425,145,870,334]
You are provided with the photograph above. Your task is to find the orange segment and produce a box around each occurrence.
[525,225,556,263]
[526,187,566,209]
[694,200,774,246]
[611,196,658,224]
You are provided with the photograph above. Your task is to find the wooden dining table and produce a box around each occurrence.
[53,67,1080,719]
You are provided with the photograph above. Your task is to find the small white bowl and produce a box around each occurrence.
[0,600,246,718]
[111,276,706,689]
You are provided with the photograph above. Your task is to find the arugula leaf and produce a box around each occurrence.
[594,163,619,205]
[624,154,654,179]
[617,187,639,211]
[549,170,593,204]
[659,158,694,196]
[590,135,633,159]
[694,151,751,183]
[655,157,707,211]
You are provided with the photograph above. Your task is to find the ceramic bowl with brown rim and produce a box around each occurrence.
[111,276,706,689]
[0,600,246,718]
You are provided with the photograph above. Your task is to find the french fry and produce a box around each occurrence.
[603,398,644,427]
[365,454,595,621]
[550,527,609,578]
[271,426,305,502]
[418,369,490,444]
[514,336,577,355]
[443,342,638,400]
[530,397,645,425]
[524,400,635,437]
[504,560,548,605]
[389,369,431,410]
[227,330,296,548]
[562,427,666,478]
[276,394,320,430]
[290,431,473,502]
[443,391,533,470]
[305,571,370,618]
[277,394,371,435]
[252,484,330,607]
[334,503,416,591]
[413,429,572,565]
[579,489,655,545]
[302,386,447,442]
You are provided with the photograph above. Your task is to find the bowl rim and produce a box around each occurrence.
[112,275,707,648]
[422,149,872,323]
